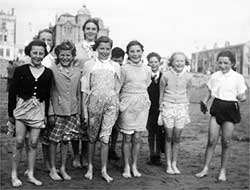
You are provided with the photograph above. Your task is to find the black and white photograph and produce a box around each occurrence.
[0,0,249,189]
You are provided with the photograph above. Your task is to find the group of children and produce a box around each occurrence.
[7,18,247,187]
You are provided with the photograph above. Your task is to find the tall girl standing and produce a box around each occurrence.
[8,40,53,187]
[119,40,152,178]
[72,18,99,168]
[195,50,247,181]
[159,52,192,174]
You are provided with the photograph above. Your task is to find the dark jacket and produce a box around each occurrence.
[147,72,162,115]
[8,64,53,117]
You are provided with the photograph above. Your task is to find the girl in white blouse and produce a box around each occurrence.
[195,50,247,181]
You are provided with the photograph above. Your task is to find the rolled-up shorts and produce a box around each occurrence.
[161,102,190,129]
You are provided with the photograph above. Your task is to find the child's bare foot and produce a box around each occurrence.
[195,167,208,178]
[218,169,226,181]
[172,164,181,174]
[73,156,82,168]
[27,173,42,186]
[84,165,93,180]
[101,170,113,183]
[166,166,175,174]
[131,165,142,177]
[81,156,88,167]
[11,177,22,187]
[49,170,62,181]
[122,166,132,178]
[59,168,71,180]
[24,169,29,175]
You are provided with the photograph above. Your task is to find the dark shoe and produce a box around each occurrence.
[154,156,162,166]
[146,156,155,165]
[108,150,119,161]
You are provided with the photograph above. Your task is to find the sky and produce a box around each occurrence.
[1,0,250,58]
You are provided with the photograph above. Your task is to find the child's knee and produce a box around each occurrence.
[221,138,231,148]
[123,134,132,143]
[30,141,38,149]
[100,136,110,144]
[16,141,24,150]
[207,138,217,147]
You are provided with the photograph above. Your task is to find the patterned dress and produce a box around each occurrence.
[119,60,152,133]
[81,58,120,143]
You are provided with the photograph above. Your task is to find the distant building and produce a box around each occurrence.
[191,41,250,76]
[53,4,109,45]
[0,8,16,60]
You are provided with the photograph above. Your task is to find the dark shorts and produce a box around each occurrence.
[210,98,241,125]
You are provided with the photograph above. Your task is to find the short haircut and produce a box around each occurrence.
[216,50,236,65]
[54,41,76,58]
[37,28,54,40]
[24,39,48,57]
[147,52,161,62]
[126,40,144,54]
[111,47,125,59]
[168,52,189,67]
[82,18,100,32]
[93,36,113,51]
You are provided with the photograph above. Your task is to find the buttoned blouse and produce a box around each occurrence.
[48,63,81,116]
[207,69,247,101]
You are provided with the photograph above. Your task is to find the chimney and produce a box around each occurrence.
[225,41,230,47]
[11,8,14,16]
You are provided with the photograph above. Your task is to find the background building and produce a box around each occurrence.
[0,8,16,60]
[54,4,109,45]
[191,41,250,77]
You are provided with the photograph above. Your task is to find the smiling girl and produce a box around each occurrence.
[81,36,120,183]
[159,52,192,175]
[73,18,100,169]
[8,40,53,187]
[48,41,81,181]
[195,50,247,181]
[119,40,152,178]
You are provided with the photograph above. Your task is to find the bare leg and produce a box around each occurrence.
[218,122,234,181]
[71,140,81,168]
[131,131,142,177]
[172,127,183,174]
[101,140,113,183]
[49,141,62,180]
[60,142,71,180]
[11,120,26,187]
[122,134,132,178]
[84,142,95,180]
[42,144,51,171]
[196,117,220,178]
[81,141,88,167]
[109,125,120,160]
[165,127,174,174]
[27,128,42,186]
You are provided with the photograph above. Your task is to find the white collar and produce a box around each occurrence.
[152,71,160,78]
[82,40,95,48]
[171,67,185,76]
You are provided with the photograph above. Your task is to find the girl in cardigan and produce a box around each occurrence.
[8,40,53,187]
[159,52,192,174]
